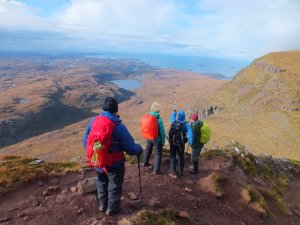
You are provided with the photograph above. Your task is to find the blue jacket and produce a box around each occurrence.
[170,110,194,145]
[83,111,143,172]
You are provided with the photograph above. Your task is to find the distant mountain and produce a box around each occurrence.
[206,50,300,160]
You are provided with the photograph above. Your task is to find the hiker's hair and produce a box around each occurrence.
[151,101,161,112]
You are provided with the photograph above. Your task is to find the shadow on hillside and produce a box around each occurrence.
[0,104,97,148]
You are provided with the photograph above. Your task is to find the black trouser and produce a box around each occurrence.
[95,164,125,211]
[170,143,185,173]
[143,139,163,172]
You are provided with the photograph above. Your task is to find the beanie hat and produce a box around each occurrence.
[190,112,198,121]
[102,97,118,113]
[151,101,161,112]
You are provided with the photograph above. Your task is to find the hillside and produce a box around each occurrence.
[0,69,226,162]
[203,50,300,160]
[0,55,153,147]
[1,144,300,225]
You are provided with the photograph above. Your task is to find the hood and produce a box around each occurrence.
[101,111,122,123]
[192,120,201,127]
[177,110,185,122]
[150,111,160,118]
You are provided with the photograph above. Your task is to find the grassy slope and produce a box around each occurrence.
[208,50,300,160]
[0,155,81,193]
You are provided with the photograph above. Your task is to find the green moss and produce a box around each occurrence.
[211,172,226,197]
[260,162,272,181]
[131,209,198,225]
[0,155,81,193]
[232,154,258,177]
[287,159,300,178]
[274,172,289,195]
[200,150,227,159]
[260,190,290,215]
[245,186,266,208]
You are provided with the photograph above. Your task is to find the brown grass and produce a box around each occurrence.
[0,155,81,193]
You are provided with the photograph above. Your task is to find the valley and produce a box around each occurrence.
[0,51,300,162]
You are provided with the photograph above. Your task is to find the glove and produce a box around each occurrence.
[184,137,188,143]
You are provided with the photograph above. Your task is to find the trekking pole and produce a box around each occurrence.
[173,90,177,110]
[137,155,142,203]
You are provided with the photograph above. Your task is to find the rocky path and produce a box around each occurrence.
[0,155,299,225]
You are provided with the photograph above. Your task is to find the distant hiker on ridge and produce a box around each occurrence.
[83,97,143,216]
[168,109,193,178]
[189,111,211,174]
[141,101,166,175]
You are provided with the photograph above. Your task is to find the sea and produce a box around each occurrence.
[88,52,251,79]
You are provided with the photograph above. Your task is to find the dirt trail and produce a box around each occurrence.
[0,155,299,225]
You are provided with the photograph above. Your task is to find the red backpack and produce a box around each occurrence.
[141,114,159,140]
[86,115,115,169]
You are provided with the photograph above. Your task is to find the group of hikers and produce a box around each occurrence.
[83,97,210,216]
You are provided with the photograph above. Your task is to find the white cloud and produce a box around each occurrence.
[0,0,300,58]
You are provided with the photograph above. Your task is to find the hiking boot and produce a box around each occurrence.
[142,162,150,167]
[106,208,121,216]
[168,172,177,179]
[99,205,107,212]
[189,160,198,174]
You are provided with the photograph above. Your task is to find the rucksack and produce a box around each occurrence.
[141,114,159,140]
[86,115,115,168]
[200,121,210,144]
[169,120,185,145]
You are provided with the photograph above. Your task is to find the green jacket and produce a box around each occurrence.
[191,120,203,148]
[150,111,166,145]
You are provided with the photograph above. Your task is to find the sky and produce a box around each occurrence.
[0,0,300,59]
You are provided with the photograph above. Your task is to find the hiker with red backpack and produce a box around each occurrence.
[168,110,193,178]
[189,112,211,174]
[141,101,166,175]
[83,97,143,216]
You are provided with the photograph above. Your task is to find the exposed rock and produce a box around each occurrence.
[192,105,222,119]
[184,187,192,193]
[70,186,77,193]
[77,208,84,214]
[149,197,160,207]
[29,159,44,165]
[252,60,286,74]
[0,217,9,222]
[177,211,190,219]
[128,192,138,200]
[77,177,97,194]
[16,211,26,218]
[48,186,60,192]
[42,190,50,196]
